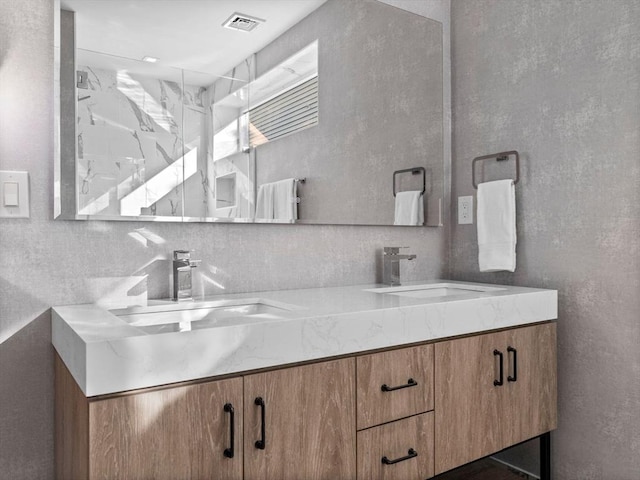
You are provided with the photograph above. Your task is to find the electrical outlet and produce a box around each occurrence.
[458,196,473,224]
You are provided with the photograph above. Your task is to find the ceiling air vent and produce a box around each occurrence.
[222,13,265,32]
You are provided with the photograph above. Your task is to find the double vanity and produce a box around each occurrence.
[53,280,557,479]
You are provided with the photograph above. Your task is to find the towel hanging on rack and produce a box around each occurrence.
[394,191,424,226]
[255,178,298,222]
[477,179,516,272]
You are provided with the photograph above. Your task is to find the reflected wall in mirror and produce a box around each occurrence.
[55,0,444,225]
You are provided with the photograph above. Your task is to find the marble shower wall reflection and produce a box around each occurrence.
[208,58,254,220]
[75,51,251,220]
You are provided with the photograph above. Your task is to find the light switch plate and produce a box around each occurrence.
[0,171,30,218]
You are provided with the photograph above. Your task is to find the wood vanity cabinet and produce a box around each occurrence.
[434,322,557,475]
[56,322,556,480]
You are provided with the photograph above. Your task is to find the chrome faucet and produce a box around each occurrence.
[172,250,201,301]
[382,247,417,286]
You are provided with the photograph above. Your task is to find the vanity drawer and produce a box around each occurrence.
[356,344,433,429]
[357,412,434,480]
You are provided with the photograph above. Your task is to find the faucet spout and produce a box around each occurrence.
[382,247,417,286]
[172,250,200,301]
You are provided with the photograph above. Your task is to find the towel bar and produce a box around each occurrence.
[393,167,426,197]
[472,150,520,189]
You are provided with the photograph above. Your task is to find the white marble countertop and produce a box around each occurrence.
[52,280,557,397]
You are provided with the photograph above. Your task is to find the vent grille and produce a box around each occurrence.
[222,13,265,32]
[249,76,319,147]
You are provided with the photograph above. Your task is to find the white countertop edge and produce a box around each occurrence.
[57,287,559,397]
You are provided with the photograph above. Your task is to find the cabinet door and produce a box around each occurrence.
[434,330,510,475]
[89,377,243,480]
[244,358,356,480]
[504,322,557,446]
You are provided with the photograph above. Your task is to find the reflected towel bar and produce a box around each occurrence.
[472,150,520,189]
[393,167,426,197]
[294,178,305,203]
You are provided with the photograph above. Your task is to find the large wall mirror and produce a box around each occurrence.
[54,0,444,226]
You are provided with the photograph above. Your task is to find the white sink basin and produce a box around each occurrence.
[111,299,300,333]
[364,283,505,299]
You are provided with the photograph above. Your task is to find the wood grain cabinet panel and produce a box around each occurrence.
[357,344,434,430]
[435,323,557,475]
[504,323,558,446]
[243,358,357,480]
[434,330,509,474]
[55,356,89,480]
[357,412,434,480]
[88,377,243,480]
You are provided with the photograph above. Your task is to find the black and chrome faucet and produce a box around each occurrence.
[382,247,417,286]
[172,250,201,301]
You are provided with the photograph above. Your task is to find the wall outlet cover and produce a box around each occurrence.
[458,195,473,225]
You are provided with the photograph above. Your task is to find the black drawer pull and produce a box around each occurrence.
[382,448,418,465]
[381,378,418,392]
[493,349,504,386]
[223,403,235,458]
[507,346,517,382]
[254,397,266,450]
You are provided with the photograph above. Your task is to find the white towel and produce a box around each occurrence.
[477,179,516,272]
[272,178,297,222]
[255,183,274,220]
[394,191,424,226]
[255,178,297,222]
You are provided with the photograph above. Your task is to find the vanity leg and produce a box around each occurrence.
[540,432,551,480]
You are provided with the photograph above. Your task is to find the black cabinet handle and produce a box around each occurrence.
[493,349,504,386]
[381,378,418,392]
[223,403,235,458]
[382,448,418,465]
[254,397,266,450]
[507,346,517,382]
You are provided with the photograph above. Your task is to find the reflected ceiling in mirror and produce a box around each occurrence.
[55,0,444,225]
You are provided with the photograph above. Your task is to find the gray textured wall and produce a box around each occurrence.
[450,0,640,478]
[0,0,449,477]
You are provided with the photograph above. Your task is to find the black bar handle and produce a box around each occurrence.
[223,403,235,458]
[493,349,504,386]
[382,448,418,465]
[254,397,266,450]
[507,346,518,382]
[381,378,418,392]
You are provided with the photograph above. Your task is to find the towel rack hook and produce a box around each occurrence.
[393,167,426,197]
[472,150,520,189]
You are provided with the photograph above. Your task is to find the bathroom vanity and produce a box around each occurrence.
[53,281,557,480]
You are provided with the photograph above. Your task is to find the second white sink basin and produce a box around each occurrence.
[365,283,505,299]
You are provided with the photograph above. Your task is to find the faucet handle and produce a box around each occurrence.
[383,246,410,255]
[173,250,192,261]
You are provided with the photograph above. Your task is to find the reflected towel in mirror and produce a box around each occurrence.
[394,191,424,226]
[255,178,297,222]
